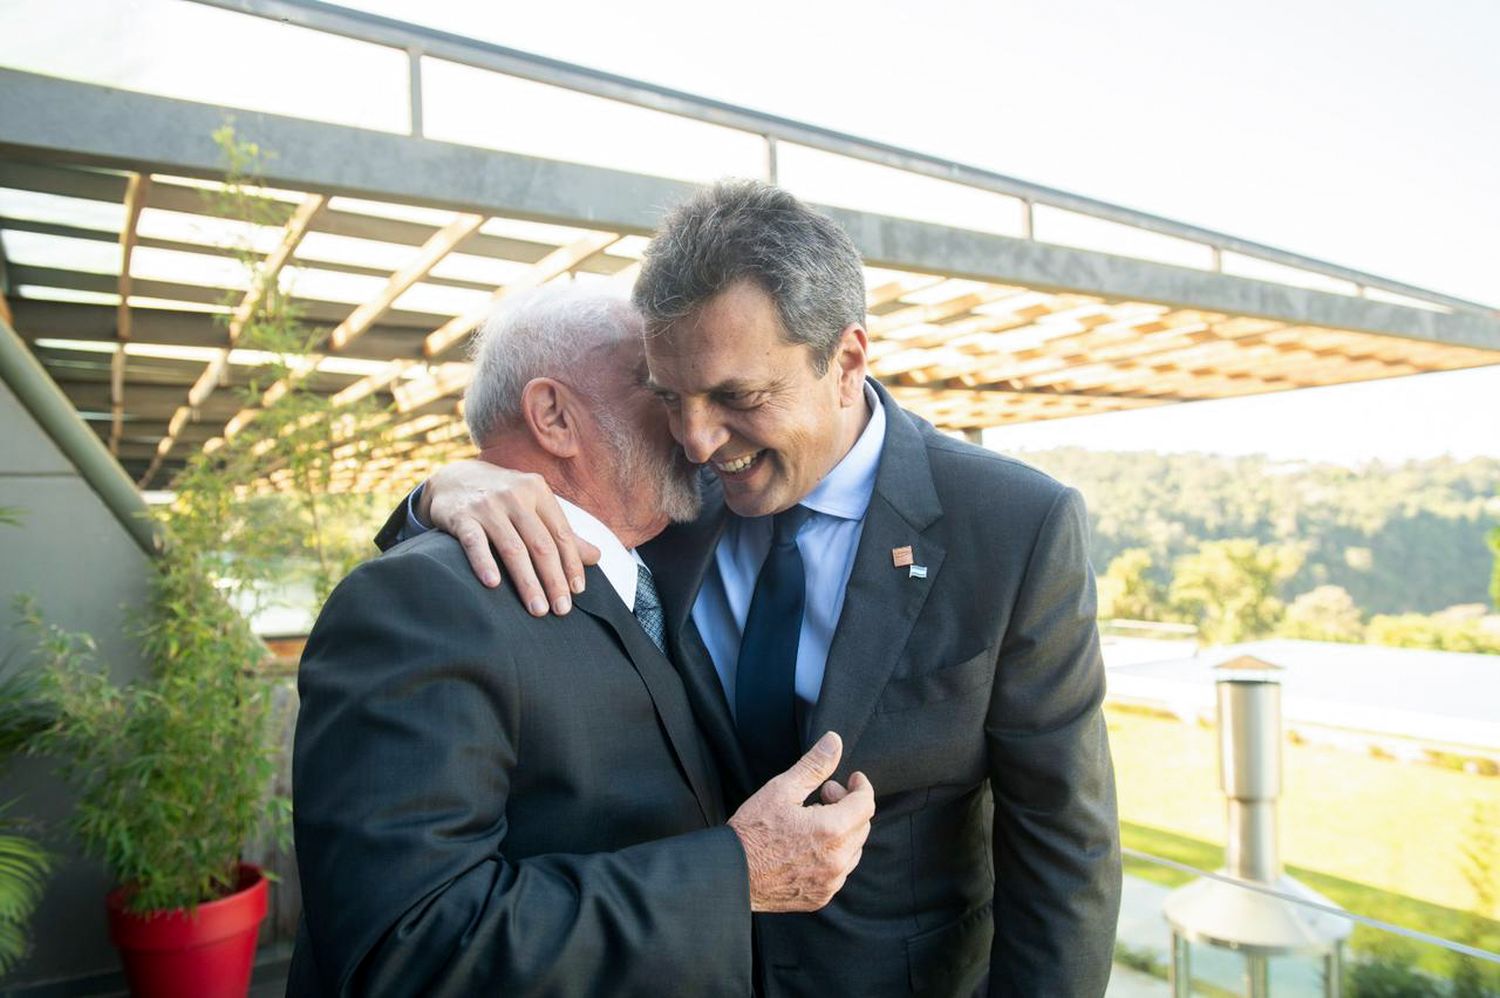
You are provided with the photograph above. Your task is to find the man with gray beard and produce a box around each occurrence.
[289,286,875,996]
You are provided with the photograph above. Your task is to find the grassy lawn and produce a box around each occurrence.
[1109,705,1500,973]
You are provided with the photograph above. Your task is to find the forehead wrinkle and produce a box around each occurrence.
[646,371,786,396]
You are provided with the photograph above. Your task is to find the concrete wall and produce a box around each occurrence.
[0,378,154,987]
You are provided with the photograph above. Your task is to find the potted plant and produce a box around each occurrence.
[9,127,386,996]
[20,539,280,997]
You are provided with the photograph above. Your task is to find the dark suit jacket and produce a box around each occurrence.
[640,380,1120,998]
[289,530,752,996]
[375,379,1121,997]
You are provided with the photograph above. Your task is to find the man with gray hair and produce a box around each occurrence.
[290,285,875,996]
[400,179,1123,997]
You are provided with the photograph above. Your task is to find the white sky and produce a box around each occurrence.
[3,0,1497,463]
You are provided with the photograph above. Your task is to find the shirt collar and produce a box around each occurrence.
[556,496,640,607]
[799,382,885,522]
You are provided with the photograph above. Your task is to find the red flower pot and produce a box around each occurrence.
[105,863,269,998]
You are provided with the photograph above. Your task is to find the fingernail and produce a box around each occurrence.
[528,598,548,616]
[571,576,585,594]
[813,731,837,755]
[553,595,571,615]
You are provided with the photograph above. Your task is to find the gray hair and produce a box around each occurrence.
[464,284,642,445]
[632,179,866,374]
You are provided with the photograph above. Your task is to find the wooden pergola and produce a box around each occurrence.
[2,1,1497,497]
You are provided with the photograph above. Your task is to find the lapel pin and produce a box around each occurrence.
[908,564,928,579]
[891,545,914,568]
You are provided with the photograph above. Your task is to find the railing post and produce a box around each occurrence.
[764,134,778,184]
[1326,946,1344,997]
[1170,933,1191,996]
[1020,197,1034,240]
[408,47,424,138]
[1247,953,1270,998]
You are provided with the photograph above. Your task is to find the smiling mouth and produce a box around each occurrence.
[713,450,764,475]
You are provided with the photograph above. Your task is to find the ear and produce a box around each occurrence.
[520,377,582,458]
[830,323,870,407]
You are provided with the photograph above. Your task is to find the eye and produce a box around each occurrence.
[652,389,681,410]
[716,390,763,409]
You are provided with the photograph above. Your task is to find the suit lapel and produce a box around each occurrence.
[570,565,722,825]
[805,380,945,767]
[639,479,757,800]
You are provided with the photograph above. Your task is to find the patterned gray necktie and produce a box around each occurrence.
[633,563,667,655]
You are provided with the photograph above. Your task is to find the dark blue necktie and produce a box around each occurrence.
[736,504,814,783]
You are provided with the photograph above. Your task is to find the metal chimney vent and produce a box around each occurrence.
[1161,656,1352,996]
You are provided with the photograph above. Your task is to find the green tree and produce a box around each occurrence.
[1169,538,1304,645]
[1279,585,1364,643]
[1365,611,1500,654]
[1097,548,1170,621]
[1020,448,1500,615]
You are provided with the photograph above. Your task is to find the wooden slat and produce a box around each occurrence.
[137,194,325,488]
[392,362,472,413]
[330,213,485,351]
[110,172,149,456]
[423,231,619,358]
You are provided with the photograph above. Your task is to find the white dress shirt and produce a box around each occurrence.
[553,497,648,609]
[693,385,886,718]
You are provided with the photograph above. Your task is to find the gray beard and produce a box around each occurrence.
[597,409,703,524]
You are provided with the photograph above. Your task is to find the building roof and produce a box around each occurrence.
[2,0,1497,493]
[1105,637,1500,750]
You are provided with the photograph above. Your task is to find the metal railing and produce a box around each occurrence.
[188,0,1496,317]
[1119,848,1500,996]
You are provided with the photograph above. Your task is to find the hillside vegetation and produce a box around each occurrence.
[1014,449,1500,615]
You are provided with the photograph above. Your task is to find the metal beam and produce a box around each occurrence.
[0,310,160,553]
[826,207,1500,354]
[186,0,1497,316]
[0,68,684,234]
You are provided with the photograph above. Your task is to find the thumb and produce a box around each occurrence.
[780,731,842,797]
[577,536,602,566]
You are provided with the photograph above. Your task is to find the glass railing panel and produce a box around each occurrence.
[0,0,411,132]
[1120,849,1500,997]
[420,57,768,184]
[775,142,1029,239]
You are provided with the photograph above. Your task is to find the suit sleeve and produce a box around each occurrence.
[371,485,426,552]
[984,486,1122,998]
[293,549,751,997]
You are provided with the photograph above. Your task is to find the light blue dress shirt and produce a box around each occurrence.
[696,386,885,719]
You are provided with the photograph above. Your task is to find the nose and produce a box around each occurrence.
[674,398,729,465]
